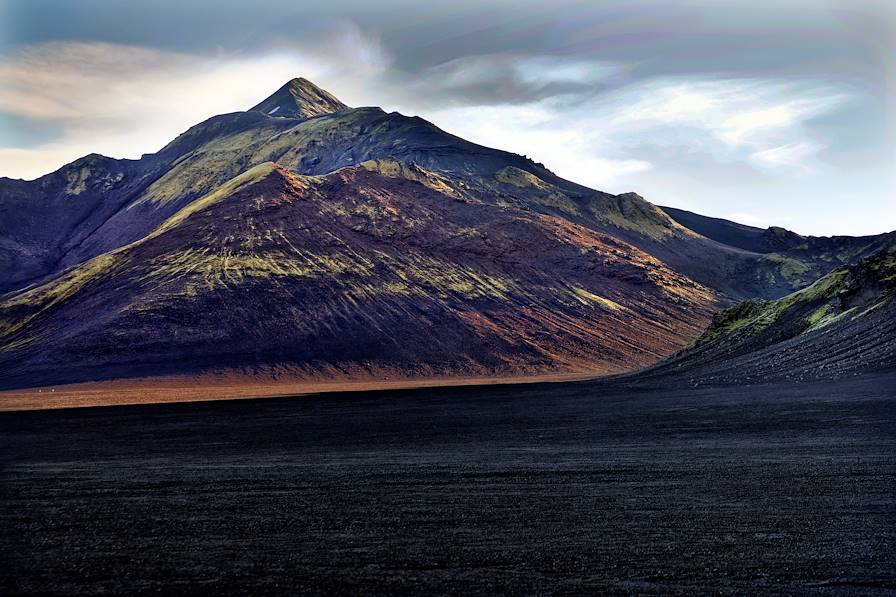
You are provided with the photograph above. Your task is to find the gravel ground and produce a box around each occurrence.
[1,373,894,594]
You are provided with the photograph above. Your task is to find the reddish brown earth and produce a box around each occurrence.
[0,371,600,412]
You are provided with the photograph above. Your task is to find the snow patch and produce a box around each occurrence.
[268,106,280,115]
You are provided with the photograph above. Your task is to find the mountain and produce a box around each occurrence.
[1,78,893,391]
[249,77,350,119]
[1,85,593,294]
[0,161,715,388]
[642,249,896,386]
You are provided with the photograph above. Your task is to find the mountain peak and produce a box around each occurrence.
[249,77,349,119]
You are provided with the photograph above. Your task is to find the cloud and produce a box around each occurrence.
[750,142,820,171]
[605,78,847,157]
[418,75,849,192]
[403,53,626,108]
[0,27,388,179]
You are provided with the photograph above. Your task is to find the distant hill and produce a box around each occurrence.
[643,249,896,385]
[660,206,895,287]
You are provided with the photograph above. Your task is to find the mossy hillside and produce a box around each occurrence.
[7,163,524,325]
[146,248,375,290]
[863,249,896,283]
[570,286,626,312]
[143,246,521,303]
[360,160,463,199]
[247,108,393,175]
[147,163,288,238]
[697,299,770,344]
[140,109,409,209]
[51,153,131,196]
[140,125,290,206]
[65,165,125,196]
[1,165,291,341]
[495,166,551,190]
[753,253,814,289]
[134,163,525,304]
[494,167,580,215]
[695,266,853,346]
[0,253,119,341]
[386,251,518,301]
[588,193,680,240]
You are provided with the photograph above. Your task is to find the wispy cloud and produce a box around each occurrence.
[603,78,847,159]
[420,74,849,190]
[403,53,626,108]
[750,142,820,171]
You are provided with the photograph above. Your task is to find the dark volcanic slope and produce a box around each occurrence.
[0,162,714,389]
[643,249,896,386]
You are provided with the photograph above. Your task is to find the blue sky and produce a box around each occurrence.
[0,0,893,235]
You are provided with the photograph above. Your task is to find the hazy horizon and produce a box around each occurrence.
[1,0,893,236]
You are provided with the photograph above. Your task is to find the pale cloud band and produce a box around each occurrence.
[0,41,849,181]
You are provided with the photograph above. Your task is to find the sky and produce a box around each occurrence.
[0,0,893,236]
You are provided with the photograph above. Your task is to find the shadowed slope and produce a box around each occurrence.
[659,206,896,294]
[659,206,771,253]
[0,154,165,291]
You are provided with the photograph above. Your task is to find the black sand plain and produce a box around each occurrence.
[1,372,894,594]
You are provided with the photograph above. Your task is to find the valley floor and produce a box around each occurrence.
[1,372,894,594]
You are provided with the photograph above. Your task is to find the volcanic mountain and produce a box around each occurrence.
[0,78,893,391]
